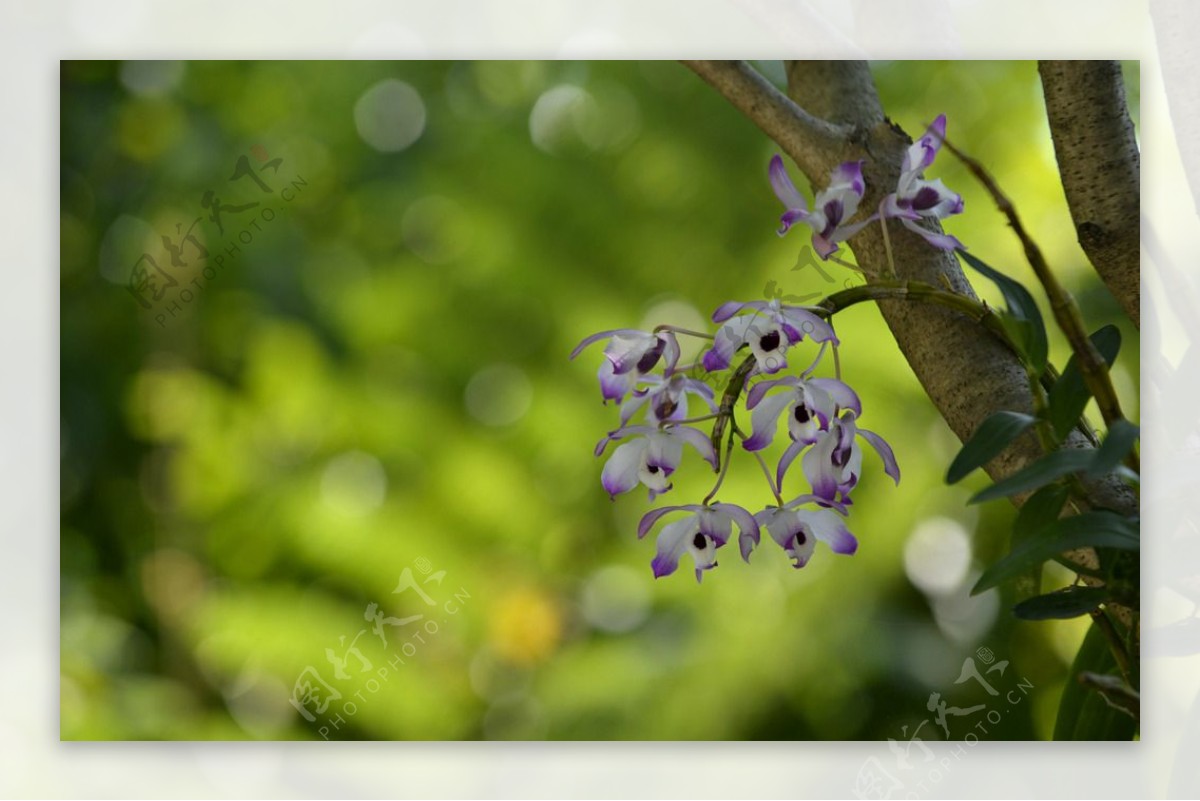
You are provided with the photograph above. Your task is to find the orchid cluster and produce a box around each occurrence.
[770,114,964,258]
[571,115,965,582]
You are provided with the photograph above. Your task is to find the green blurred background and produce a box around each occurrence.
[60,60,1140,740]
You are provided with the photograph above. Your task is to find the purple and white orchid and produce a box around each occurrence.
[619,372,717,427]
[595,424,718,501]
[880,114,965,251]
[702,298,837,375]
[637,503,760,581]
[571,328,682,404]
[777,411,900,504]
[742,374,862,452]
[770,156,877,259]
[755,501,857,569]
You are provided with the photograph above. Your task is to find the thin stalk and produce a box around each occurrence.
[939,137,1131,442]
[735,424,784,505]
[1089,608,1134,689]
[877,208,897,278]
[654,324,714,341]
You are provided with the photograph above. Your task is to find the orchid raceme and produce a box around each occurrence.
[702,298,837,375]
[571,328,682,404]
[742,374,862,451]
[776,411,900,505]
[755,498,857,569]
[570,139,938,582]
[769,156,876,259]
[880,114,965,251]
[594,424,718,501]
[637,503,760,581]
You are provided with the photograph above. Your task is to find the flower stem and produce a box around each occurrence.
[829,255,871,276]
[735,424,784,506]
[812,279,1018,353]
[800,342,827,379]
[654,324,714,341]
[877,209,897,278]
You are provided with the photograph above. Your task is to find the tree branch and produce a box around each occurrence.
[784,61,883,125]
[1038,60,1141,328]
[680,60,848,182]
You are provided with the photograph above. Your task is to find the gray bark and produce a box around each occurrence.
[1038,60,1141,328]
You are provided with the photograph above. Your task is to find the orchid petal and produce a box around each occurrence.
[711,503,760,562]
[712,300,769,323]
[601,440,646,498]
[702,315,755,371]
[746,375,799,409]
[650,517,698,578]
[778,306,838,344]
[598,360,637,403]
[776,438,807,489]
[769,155,808,212]
[638,504,700,539]
[899,217,964,251]
[858,427,901,485]
[802,428,841,501]
[830,160,866,196]
[743,390,793,452]
[800,507,858,555]
[670,424,719,470]
[570,328,639,360]
[807,377,862,417]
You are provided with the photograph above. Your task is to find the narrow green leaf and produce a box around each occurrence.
[969,449,1095,504]
[1010,484,1069,600]
[1086,419,1140,478]
[1047,325,1122,441]
[1053,621,1138,740]
[1013,586,1109,620]
[946,411,1036,484]
[958,250,1049,375]
[972,511,1139,595]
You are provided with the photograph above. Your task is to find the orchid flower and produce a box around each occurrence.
[777,411,899,504]
[701,298,837,375]
[742,374,862,452]
[637,503,760,581]
[619,372,717,427]
[880,114,965,251]
[770,156,876,259]
[754,499,857,569]
[571,328,681,404]
[595,424,718,501]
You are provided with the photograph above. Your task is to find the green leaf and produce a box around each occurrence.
[1047,325,1122,441]
[958,250,1048,375]
[946,411,1036,484]
[1053,621,1138,740]
[1010,484,1069,599]
[972,511,1139,595]
[969,449,1095,504]
[1013,586,1109,620]
[1086,419,1140,478]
